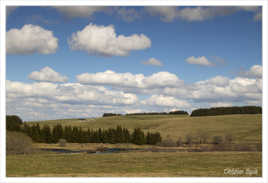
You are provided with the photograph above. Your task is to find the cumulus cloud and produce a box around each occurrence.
[28,67,68,83]
[76,68,262,105]
[53,6,259,23]
[190,75,262,104]
[116,7,141,22]
[209,102,233,107]
[53,6,107,18]
[53,6,141,22]
[68,23,151,56]
[6,79,142,120]
[142,95,191,108]
[177,6,237,22]
[185,56,213,66]
[195,76,230,87]
[7,24,58,55]
[77,70,144,88]
[144,72,183,88]
[145,6,178,22]
[7,80,138,106]
[240,65,262,79]
[76,70,183,89]
[143,58,163,66]
[238,6,259,12]
[161,66,262,106]
[145,6,260,22]
[7,65,262,120]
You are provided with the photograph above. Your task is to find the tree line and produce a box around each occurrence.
[191,106,262,117]
[103,106,261,117]
[6,115,23,131]
[104,110,189,117]
[16,123,162,145]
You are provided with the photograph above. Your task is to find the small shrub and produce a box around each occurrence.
[185,134,194,145]
[176,137,183,147]
[6,131,33,155]
[58,139,67,147]
[96,146,108,152]
[196,131,209,144]
[212,136,223,144]
[158,136,176,147]
[225,134,234,144]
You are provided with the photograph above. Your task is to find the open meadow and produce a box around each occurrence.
[7,114,262,177]
[28,114,262,144]
[7,151,261,177]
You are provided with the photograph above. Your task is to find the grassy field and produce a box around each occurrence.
[28,114,262,144]
[7,114,261,177]
[7,151,261,177]
[33,142,159,151]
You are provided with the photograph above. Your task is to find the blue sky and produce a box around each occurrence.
[6,6,263,121]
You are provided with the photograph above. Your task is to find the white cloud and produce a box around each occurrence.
[209,102,233,107]
[238,6,259,12]
[6,80,141,121]
[178,6,259,22]
[7,64,262,120]
[177,7,235,22]
[143,72,183,88]
[7,24,58,55]
[187,66,262,104]
[7,80,138,106]
[145,6,260,22]
[142,95,191,108]
[116,7,141,22]
[68,23,151,56]
[229,77,261,94]
[185,56,213,66]
[195,76,230,87]
[6,80,58,99]
[240,65,262,78]
[76,70,183,89]
[53,6,259,23]
[53,7,141,22]
[145,6,178,22]
[77,70,144,88]
[191,75,262,103]
[53,6,107,18]
[28,67,68,83]
[143,58,163,66]
[76,68,262,105]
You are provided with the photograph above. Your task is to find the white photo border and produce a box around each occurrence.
[0,0,267,183]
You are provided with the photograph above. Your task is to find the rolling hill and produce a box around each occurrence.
[27,114,262,144]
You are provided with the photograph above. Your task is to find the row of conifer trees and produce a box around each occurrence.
[191,106,262,116]
[21,123,162,145]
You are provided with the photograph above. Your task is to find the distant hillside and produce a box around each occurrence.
[102,106,261,117]
[26,114,262,145]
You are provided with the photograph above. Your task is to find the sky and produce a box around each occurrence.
[6,6,262,121]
